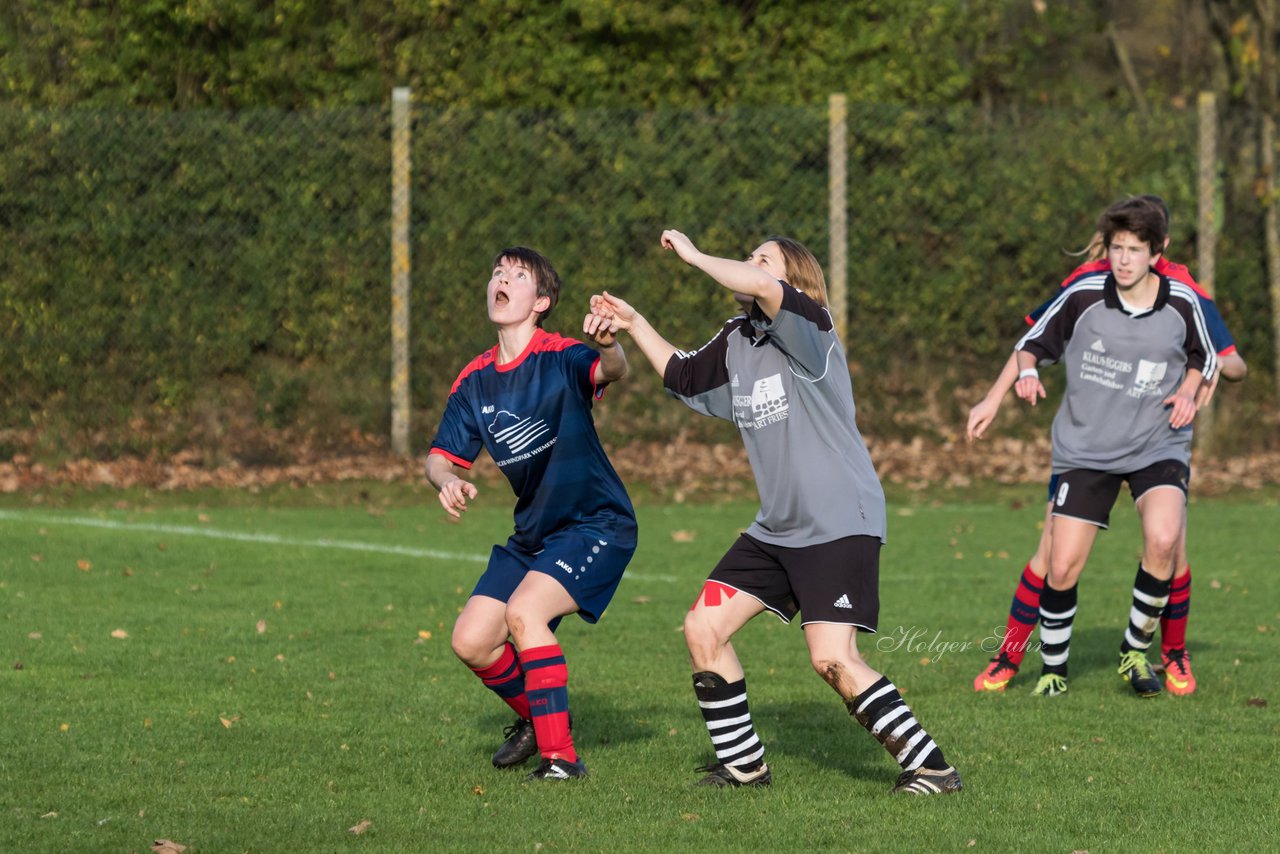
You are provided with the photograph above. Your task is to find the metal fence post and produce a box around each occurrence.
[828,93,848,341]
[1196,90,1218,452]
[390,87,412,456]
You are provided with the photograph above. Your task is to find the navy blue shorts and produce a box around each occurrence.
[471,521,637,624]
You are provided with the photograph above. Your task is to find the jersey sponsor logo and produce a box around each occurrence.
[488,410,556,466]
[1079,346,1133,390]
[1055,481,1070,507]
[1129,359,1168,398]
[731,373,789,430]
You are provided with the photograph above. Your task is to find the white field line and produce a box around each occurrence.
[0,509,678,581]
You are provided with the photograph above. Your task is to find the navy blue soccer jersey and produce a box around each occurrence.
[429,329,635,551]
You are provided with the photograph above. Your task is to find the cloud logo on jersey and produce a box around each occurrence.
[487,410,553,462]
[1129,359,1168,398]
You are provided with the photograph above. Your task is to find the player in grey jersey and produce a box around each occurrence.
[1011,197,1217,698]
[583,229,960,795]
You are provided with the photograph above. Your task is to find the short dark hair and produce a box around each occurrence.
[1134,194,1172,230]
[1098,197,1167,255]
[492,246,561,327]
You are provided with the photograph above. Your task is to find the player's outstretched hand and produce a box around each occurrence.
[1014,375,1046,407]
[660,229,700,265]
[583,308,618,346]
[590,292,637,332]
[1165,390,1198,429]
[438,477,478,519]
[1193,371,1219,409]
[966,397,1000,442]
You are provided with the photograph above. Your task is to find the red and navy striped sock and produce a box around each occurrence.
[1161,567,1191,655]
[519,643,576,762]
[1000,563,1043,666]
[469,641,530,720]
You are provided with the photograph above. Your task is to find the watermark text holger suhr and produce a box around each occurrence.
[874,626,1041,660]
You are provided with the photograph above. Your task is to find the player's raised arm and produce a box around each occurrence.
[583,308,628,385]
[590,291,679,379]
[661,229,784,318]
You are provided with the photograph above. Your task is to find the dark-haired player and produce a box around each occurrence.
[427,247,637,781]
[1002,197,1217,697]
[969,196,1245,696]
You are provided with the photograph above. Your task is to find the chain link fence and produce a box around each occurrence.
[1,98,1271,459]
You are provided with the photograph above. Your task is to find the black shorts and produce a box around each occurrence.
[1050,459,1190,529]
[706,533,880,632]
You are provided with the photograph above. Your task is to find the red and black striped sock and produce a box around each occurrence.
[1000,563,1043,666]
[520,643,576,762]
[470,641,530,720]
[1161,567,1191,655]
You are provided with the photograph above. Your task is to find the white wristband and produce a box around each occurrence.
[1018,367,1039,380]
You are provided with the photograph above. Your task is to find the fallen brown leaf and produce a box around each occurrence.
[77,559,92,571]
[152,840,187,854]
[1246,697,1268,708]
[671,530,696,542]
[256,620,267,634]
[348,820,372,835]
[110,629,128,639]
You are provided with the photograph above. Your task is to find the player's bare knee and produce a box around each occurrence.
[450,628,484,666]
[682,611,721,661]
[504,608,528,644]
[812,657,844,688]
[1144,532,1179,566]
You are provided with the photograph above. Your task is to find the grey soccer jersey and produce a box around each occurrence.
[664,285,886,546]
[1016,272,1217,474]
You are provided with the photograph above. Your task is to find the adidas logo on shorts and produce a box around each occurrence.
[833,594,853,609]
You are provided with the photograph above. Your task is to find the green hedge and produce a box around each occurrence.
[1,101,1271,458]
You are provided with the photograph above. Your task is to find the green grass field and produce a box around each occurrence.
[2,484,1278,852]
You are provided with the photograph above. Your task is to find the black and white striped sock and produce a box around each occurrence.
[1038,582,1078,677]
[847,677,949,772]
[692,671,765,771]
[1120,564,1171,654]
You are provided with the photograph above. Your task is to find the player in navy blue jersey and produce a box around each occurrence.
[968,196,1246,696]
[427,246,637,781]
[588,230,961,795]
[1001,197,1217,698]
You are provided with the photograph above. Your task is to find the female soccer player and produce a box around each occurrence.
[586,230,960,795]
[427,247,638,781]
[1003,197,1217,697]
[969,197,1245,696]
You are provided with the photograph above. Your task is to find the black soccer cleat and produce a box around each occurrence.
[691,761,772,788]
[525,757,589,781]
[492,718,538,769]
[1118,650,1163,698]
[891,766,963,795]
